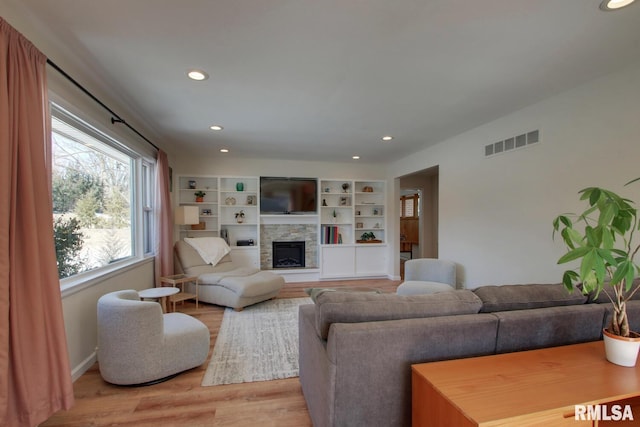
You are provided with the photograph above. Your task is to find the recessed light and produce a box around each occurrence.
[382,136,394,141]
[220,148,229,153]
[210,125,224,131]
[599,0,636,10]
[352,155,360,160]
[187,69,209,81]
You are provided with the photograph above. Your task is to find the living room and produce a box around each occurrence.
[2,0,640,426]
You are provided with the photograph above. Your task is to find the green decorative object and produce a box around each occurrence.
[194,190,206,202]
[236,182,244,191]
[552,184,640,338]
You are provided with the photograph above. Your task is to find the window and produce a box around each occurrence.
[51,104,153,282]
[141,161,154,255]
[400,194,419,218]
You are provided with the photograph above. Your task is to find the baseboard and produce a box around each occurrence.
[72,350,97,382]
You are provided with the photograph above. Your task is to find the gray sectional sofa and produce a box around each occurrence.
[298,283,640,427]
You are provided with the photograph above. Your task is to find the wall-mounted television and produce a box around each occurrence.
[260,177,318,214]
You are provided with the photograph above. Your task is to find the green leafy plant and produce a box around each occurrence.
[194,190,206,198]
[235,210,245,218]
[553,186,640,337]
[360,231,377,241]
[53,216,85,279]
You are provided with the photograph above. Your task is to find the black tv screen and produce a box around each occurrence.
[260,177,318,214]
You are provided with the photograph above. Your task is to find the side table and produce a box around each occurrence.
[160,274,199,311]
[138,287,179,313]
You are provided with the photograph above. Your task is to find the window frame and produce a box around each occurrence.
[50,102,156,294]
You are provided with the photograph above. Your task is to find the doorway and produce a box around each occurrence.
[398,166,439,279]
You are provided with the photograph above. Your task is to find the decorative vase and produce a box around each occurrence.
[236,182,244,191]
[236,216,244,224]
[603,328,640,367]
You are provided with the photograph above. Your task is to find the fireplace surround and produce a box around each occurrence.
[260,223,318,270]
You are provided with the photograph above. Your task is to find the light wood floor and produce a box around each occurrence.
[41,279,400,427]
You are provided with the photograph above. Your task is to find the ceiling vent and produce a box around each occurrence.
[485,130,539,157]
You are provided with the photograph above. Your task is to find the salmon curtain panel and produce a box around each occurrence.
[0,18,75,426]
[154,149,174,284]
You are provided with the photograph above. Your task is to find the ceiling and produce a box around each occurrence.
[10,0,640,163]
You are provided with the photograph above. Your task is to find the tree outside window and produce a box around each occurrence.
[51,114,133,279]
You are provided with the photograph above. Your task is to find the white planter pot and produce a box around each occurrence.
[603,328,640,367]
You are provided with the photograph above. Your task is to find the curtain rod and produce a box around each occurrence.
[46,58,160,152]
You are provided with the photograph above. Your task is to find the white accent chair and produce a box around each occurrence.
[97,290,210,385]
[396,258,457,295]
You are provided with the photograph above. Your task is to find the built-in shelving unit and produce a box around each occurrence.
[175,175,388,279]
[176,175,259,267]
[318,179,387,279]
[176,176,219,237]
[354,180,385,244]
[320,180,354,244]
[218,177,259,249]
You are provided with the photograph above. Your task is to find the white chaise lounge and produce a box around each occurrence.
[174,238,284,311]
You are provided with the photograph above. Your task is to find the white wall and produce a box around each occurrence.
[391,59,640,288]
[173,156,387,181]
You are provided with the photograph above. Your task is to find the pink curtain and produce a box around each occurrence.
[0,19,75,426]
[154,149,174,285]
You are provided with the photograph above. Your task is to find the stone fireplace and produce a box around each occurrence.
[260,223,318,270]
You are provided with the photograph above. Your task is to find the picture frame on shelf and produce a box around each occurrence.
[188,180,197,189]
[247,195,256,205]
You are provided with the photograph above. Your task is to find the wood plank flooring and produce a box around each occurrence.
[41,279,400,427]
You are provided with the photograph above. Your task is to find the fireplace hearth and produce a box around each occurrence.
[272,241,305,268]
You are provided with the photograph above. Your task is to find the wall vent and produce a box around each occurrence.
[485,129,539,158]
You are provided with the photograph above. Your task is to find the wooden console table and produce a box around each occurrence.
[412,341,640,426]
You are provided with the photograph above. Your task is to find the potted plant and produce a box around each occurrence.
[359,231,377,242]
[235,210,245,223]
[194,190,206,202]
[553,186,640,366]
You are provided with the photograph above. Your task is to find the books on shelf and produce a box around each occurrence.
[322,225,342,244]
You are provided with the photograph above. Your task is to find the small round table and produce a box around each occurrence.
[138,287,179,313]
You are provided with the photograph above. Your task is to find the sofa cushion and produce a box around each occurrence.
[305,286,384,302]
[585,277,640,303]
[314,290,482,340]
[474,283,587,313]
[396,281,455,296]
[492,304,606,353]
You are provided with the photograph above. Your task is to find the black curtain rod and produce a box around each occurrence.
[46,58,160,152]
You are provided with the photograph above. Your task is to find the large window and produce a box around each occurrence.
[51,105,153,282]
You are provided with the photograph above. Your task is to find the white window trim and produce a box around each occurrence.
[51,101,156,292]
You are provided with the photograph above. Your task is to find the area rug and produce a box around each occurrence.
[201,297,312,386]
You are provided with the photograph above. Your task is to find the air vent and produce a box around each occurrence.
[485,129,540,158]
